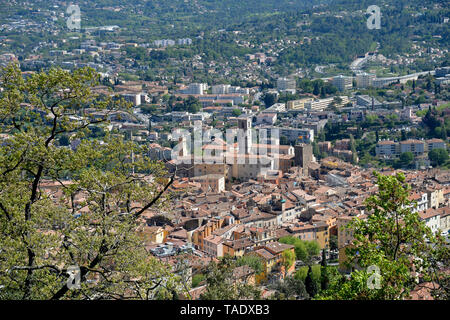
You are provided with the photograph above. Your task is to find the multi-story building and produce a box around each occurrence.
[334,139,351,150]
[287,98,313,110]
[277,77,296,93]
[332,75,353,91]
[426,186,445,209]
[356,73,376,88]
[400,139,426,156]
[253,242,296,282]
[122,92,142,106]
[294,144,313,170]
[222,238,255,257]
[356,95,382,108]
[211,85,249,95]
[177,38,193,45]
[438,207,450,234]
[435,67,450,78]
[305,96,350,111]
[318,141,332,154]
[262,127,314,144]
[230,155,275,181]
[255,113,277,125]
[211,84,231,94]
[376,139,445,159]
[197,94,244,105]
[180,83,208,95]
[154,39,176,47]
[375,140,398,158]
[203,234,224,257]
[427,138,447,151]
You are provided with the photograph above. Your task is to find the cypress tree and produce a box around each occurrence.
[305,266,318,298]
[320,249,329,291]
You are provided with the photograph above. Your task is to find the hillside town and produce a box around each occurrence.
[0,0,449,302]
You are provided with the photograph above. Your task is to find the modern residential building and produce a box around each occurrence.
[261,127,314,144]
[180,83,208,95]
[375,140,399,158]
[121,92,142,106]
[287,98,313,110]
[332,75,353,91]
[356,95,382,109]
[400,139,426,156]
[356,73,376,88]
[427,138,447,151]
[277,77,296,93]
[255,113,277,125]
[305,96,350,111]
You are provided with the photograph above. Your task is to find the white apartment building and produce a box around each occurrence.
[182,83,208,95]
[356,73,376,88]
[121,93,141,106]
[211,85,249,95]
[211,84,231,94]
[177,38,193,45]
[419,208,441,235]
[376,139,446,159]
[277,77,296,93]
[332,75,353,91]
[375,140,398,158]
[427,138,447,151]
[305,96,350,111]
[410,192,428,213]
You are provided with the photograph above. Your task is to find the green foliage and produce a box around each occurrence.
[421,107,449,140]
[305,266,319,298]
[295,265,321,283]
[140,104,159,115]
[429,148,449,166]
[322,172,449,300]
[280,135,289,146]
[201,256,260,300]
[236,255,264,275]
[0,64,182,300]
[262,93,277,107]
[281,250,295,275]
[305,240,321,258]
[329,235,338,251]
[279,236,320,264]
[192,274,205,288]
[232,109,242,117]
[272,276,309,300]
[320,249,329,291]
[396,151,414,168]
